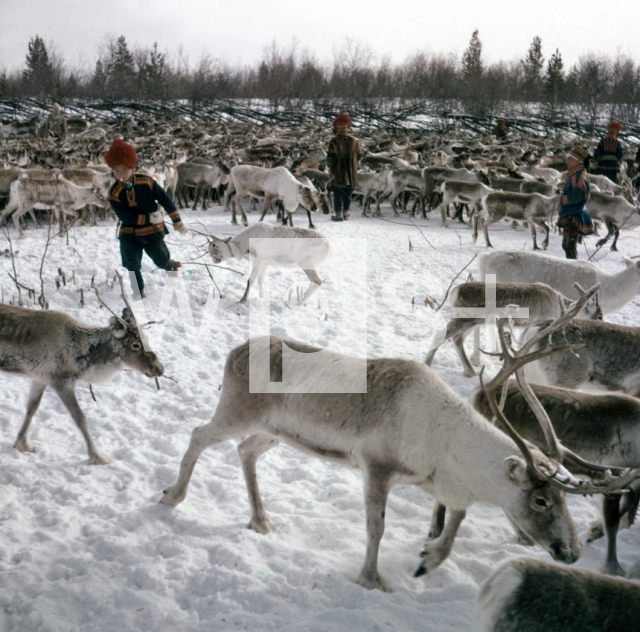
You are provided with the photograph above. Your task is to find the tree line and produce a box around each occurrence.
[2,32,639,125]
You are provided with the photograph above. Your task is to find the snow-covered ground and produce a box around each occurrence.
[1,202,639,632]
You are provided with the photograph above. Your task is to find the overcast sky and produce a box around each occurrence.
[2,0,639,73]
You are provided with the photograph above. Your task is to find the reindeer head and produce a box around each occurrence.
[501,452,581,563]
[109,307,164,378]
[298,185,318,212]
[208,236,234,263]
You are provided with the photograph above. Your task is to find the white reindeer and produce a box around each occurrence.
[160,292,630,592]
[0,173,104,238]
[479,249,640,316]
[438,180,494,226]
[228,165,317,226]
[207,222,331,304]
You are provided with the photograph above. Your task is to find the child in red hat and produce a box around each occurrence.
[105,138,188,298]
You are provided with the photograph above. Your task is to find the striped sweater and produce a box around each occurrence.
[108,173,183,236]
[593,136,623,177]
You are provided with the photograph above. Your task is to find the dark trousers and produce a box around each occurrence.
[119,232,172,291]
[332,186,353,214]
[593,168,618,183]
[561,227,578,259]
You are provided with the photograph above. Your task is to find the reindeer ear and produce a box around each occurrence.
[109,316,128,338]
[504,456,528,486]
[224,237,232,243]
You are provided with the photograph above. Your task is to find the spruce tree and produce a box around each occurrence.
[545,49,565,108]
[522,36,544,102]
[23,35,54,98]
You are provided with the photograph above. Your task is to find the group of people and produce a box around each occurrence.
[557,120,624,259]
[101,114,627,296]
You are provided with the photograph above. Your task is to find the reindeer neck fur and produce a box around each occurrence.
[423,377,526,510]
[70,324,126,384]
[599,264,640,314]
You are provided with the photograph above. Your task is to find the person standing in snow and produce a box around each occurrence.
[41,103,67,141]
[326,113,361,222]
[557,145,594,259]
[492,117,507,139]
[592,120,624,183]
[105,138,188,298]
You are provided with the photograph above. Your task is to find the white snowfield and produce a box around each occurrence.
[1,204,639,632]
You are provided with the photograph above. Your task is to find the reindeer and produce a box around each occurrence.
[470,381,640,576]
[521,319,640,400]
[159,287,635,592]
[587,190,640,251]
[479,250,640,316]
[206,222,331,304]
[478,557,640,632]
[473,191,560,250]
[438,180,494,226]
[425,281,601,377]
[1,280,164,464]
[229,165,317,226]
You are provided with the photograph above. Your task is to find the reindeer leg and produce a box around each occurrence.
[297,269,322,306]
[52,383,110,465]
[528,220,540,250]
[414,508,466,576]
[239,265,261,303]
[470,325,484,368]
[620,482,640,530]
[238,433,280,534]
[482,220,494,248]
[609,221,620,252]
[161,421,230,505]
[428,502,447,539]
[357,465,393,592]
[14,380,47,453]
[601,494,625,576]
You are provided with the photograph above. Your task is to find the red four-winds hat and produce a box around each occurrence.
[333,113,352,129]
[105,138,138,169]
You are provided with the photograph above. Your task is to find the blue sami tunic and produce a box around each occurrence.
[557,165,594,235]
[108,173,182,237]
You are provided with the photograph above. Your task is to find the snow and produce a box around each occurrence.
[1,202,639,632]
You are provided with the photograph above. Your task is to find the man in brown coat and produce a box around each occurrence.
[326,113,361,221]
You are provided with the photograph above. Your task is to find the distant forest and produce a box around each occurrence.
[2,31,640,125]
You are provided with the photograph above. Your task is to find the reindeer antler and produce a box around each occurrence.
[92,271,136,332]
[482,282,640,494]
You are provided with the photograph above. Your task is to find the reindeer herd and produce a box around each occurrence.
[2,114,640,630]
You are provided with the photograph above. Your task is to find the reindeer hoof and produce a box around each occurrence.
[159,487,185,506]
[14,437,35,453]
[248,516,274,534]
[357,571,392,592]
[88,451,111,465]
[601,560,626,577]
